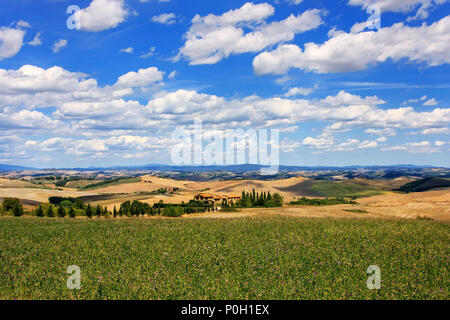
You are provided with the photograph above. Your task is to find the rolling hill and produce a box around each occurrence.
[397,177,450,193]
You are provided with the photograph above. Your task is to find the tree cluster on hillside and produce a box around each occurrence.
[118,199,215,217]
[290,197,357,206]
[233,190,283,208]
[0,198,24,216]
[34,197,94,218]
[48,196,84,209]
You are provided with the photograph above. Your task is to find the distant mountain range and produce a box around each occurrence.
[0,164,35,171]
[0,163,445,172]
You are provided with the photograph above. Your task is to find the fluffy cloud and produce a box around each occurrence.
[0,64,448,133]
[144,89,449,132]
[0,109,61,130]
[16,20,31,28]
[382,140,444,153]
[151,13,177,25]
[299,134,379,152]
[348,0,448,21]
[178,2,323,65]
[422,127,449,134]
[284,84,317,97]
[28,32,42,46]
[423,98,438,106]
[114,67,164,88]
[1,64,448,161]
[253,15,450,74]
[140,47,156,59]
[0,65,163,113]
[119,47,134,53]
[52,39,67,53]
[0,26,25,59]
[168,71,177,79]
[16,134,171,159]
[365,128,397,136]
[75,0,129,32]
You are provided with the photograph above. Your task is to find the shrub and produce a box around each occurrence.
[59,200,73,207]
[290,197,357,206]
[48,197,84,209]
[2,198,21,211]
[162,206,183,217]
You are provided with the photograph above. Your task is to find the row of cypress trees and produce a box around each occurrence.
[35,203,107,218]
[237,189,283,207]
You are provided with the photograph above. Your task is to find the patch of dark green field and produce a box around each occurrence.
[277,180,383,198]
[396,177,450,193]
[78,177,140,191]
[0,217,448,300]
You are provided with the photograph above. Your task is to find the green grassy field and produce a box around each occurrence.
[277,179,383,198]
[78,177,140,190]
[0,217,448,300]
[311,181,383,198]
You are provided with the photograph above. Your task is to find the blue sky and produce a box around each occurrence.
[0,0,449,168]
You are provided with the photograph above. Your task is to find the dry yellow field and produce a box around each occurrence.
[81,175,310,209]
[186,189,450,222]
[1,175,449,221]
[0,187,98,203]
[0,178,36,188]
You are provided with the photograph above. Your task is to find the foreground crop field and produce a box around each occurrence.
[0,217,448,300]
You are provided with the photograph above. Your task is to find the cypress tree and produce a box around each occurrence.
[85,204,93,218]
[36,205,45,217]
[69,206,76,218]
[113,206,117,218]
[13,202,23,217]
[95,205,102,217]
[46,204,54,217]
[57,205,66,218]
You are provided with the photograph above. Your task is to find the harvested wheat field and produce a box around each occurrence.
[0,187,98,203]
[1,175,449,222]
[187,189,450,222]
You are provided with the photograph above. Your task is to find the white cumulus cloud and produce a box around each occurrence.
[253,15,450,74]
[0,26,26,60]
[52,39,67,53]
[151,13,176,25]
[75,0,129,32]
[178,2,323,65]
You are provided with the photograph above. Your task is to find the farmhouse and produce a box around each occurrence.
[194,193,241,203]
[194,193,215,201]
